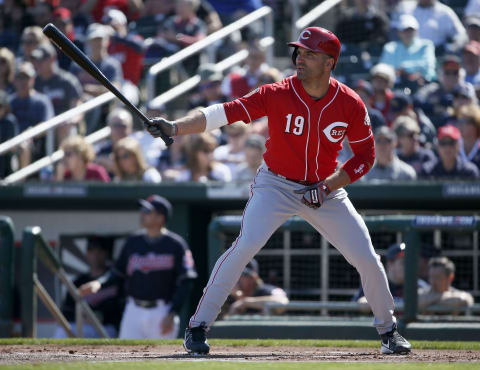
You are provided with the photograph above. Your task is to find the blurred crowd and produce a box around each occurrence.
[1,0,480,183]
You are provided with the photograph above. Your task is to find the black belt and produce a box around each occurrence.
[268,168,315,185]
[133,298,158,308]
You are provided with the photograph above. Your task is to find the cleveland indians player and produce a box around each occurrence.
[147,27,412,355]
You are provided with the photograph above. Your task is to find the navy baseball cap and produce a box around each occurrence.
[385,243,406,261]
[391,92,412,113]
[139,195,172,219]
[242,259,259,276]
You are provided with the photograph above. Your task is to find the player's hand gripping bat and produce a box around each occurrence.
[42,23,173,146]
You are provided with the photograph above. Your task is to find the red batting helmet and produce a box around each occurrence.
[288,27,341,69]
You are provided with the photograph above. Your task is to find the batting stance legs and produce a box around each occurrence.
[189,167,396,333]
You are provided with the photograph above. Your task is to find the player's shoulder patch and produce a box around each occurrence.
[364,105,371,126]
[242,87,259,98]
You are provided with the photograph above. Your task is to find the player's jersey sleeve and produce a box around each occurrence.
[222,86,267,124]
[174,236,198,281]
[341,98,375,183]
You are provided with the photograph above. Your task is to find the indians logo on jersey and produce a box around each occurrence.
[323,121,348,143]
[127,253,175,275]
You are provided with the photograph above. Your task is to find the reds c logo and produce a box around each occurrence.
[323,122,348,143]
[300,30,311,40]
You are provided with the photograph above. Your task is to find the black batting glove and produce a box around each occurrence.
[145,117,177,138]
[294,181,331,209]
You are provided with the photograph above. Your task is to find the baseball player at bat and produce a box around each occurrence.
[146,27,412,355]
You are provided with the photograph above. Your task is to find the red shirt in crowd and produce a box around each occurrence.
[64,163,110,182]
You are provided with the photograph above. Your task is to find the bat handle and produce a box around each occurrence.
[142,120,174,147]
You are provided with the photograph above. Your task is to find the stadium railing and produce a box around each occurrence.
[208,214,480,324]
[20,226,108,338]
[291,0,342,41]
[146,6,274,101]
[0,216,14,337]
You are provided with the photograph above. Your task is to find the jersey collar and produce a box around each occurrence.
[292,75,339,105]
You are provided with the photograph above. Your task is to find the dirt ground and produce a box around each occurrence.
[0,345,479,364]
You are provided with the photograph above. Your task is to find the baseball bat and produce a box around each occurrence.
[42,23,173,146]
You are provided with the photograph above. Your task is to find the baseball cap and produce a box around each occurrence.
[453,84,476,100]
[374,125,396,141]
[370,63,396,85]
[242,259,259,276]
[385,243,406,261]
[396,14,419,31]
[15,62,36,78]
[352,79,374,97]
[31,43,57,60]
[139,195,172,219]
[102,8,127,26]
[53,7,72,21]
[465,15,480,28]
[198,64,223,83]
[437,124,461,141]
[463,40,480,56]
[245,134,266,151]
[390,92,412,113]
[86,23,111,40]
[442,55,461,71]
[393,115,420,136]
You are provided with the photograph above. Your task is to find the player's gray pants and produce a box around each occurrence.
[189,164,395,335]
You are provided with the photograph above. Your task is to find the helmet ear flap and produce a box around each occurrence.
[292,47,298,66]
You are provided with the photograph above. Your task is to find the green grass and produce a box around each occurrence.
[1,338,480,350]
[0,362,479,370]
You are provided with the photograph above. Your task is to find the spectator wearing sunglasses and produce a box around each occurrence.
[420,124,479,179]
[362,126,417,182]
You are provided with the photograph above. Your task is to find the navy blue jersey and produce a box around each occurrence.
[112,230,197,302]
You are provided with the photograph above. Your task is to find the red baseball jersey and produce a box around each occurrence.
[222,75,375,183]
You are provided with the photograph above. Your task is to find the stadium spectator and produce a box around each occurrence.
[0,0,34,52]
[379,14,436,90]
[334,0,389,46]
[389,92,436,146]
[369,63,396,124]
[113,136,162,183]
[196,0,223,34]
[71,24,123,99]
[103,8,145,85]
[52,7,85,71]
[420,124,480,179]
[395,0,467,54]
[32,43,83,147]
[0,47,16,94]
[79,195,197,339]
[415,55,476,128]
[355,243,429,309]
[462,41,480,90]
[418,257,474,313]
[18,26,50,64]
[152,0,206,73]
[79,0,143,23]
[449,84,478,124]
[351,79,387,132]
[457,104,480,169]
[465,0,480,18]
[32,1,55,27]
[223,259,288,316]
[9,62,54,166]
[465,15,480,43]
[221,40,270,99]
[95,108,133,176]
[189,64,228,109]
[362,126,417,182]
[58,135,110,182]
[394,115,436,175]
[234,134,266,182]
[0,91,19,179]
[213,122,248,177]
[128,0,174,39]
[59,0,91,41]
[54,237,125,338]
[208,0,262,26]
[173,132,231,182]
[131,101,168,169]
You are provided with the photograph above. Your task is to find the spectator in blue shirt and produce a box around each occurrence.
[420,124,480,179]
[380,14,436,90]
[462,40,480,91]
